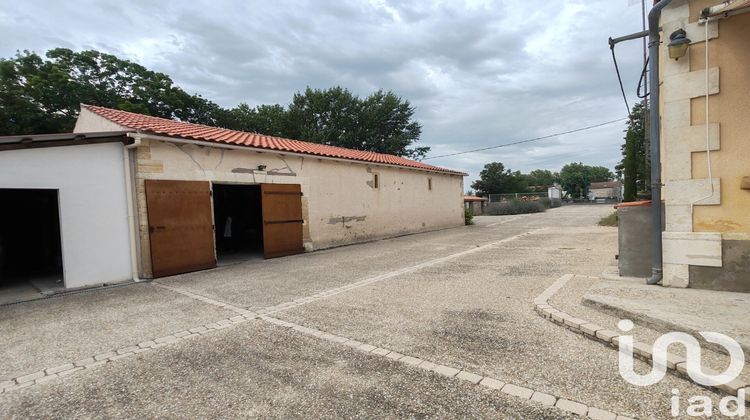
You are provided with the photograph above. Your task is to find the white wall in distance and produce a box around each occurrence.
[0,143,133,288]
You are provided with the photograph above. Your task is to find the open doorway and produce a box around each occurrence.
[212,184,263,265]
[0,189,64,302]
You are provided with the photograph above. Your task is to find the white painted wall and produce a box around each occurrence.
[0,143,133,288]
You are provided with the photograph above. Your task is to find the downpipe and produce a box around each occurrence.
[646,0,673,285]
[123,136,142,282]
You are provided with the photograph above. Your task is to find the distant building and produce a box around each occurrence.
[464,196,488,216]
[589,181,623,201]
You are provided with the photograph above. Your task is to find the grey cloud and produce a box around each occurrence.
[1,0,649,187]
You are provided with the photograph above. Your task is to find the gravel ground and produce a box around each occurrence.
[0,321,578,419]
[0,283,235,381]
[154,221,533,311]
[274,212,724,418]
[550,274,750,387]
[7,205,721,419]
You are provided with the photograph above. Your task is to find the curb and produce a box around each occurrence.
[534,274,750,404]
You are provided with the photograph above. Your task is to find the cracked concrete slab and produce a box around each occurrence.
[0,283,236,381]
[152,220,538,310]
[0,321,578,419]
[272,207,725,418]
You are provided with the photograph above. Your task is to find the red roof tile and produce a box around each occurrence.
[82,105,465,175]
[463,195,488,202]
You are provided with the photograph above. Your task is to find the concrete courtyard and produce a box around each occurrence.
[0,205,732,418]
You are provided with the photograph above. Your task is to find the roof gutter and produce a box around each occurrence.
[125,132,467,176]
[646,0,673,285]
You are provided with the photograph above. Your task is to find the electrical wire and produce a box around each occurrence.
[636,57,650,99]
[610,46,632,118]
[422,117,628,160]
[692,19,715,209]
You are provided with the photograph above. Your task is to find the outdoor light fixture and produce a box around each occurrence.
[667,28,691,60]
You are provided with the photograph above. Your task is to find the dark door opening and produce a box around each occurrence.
[0,189,64,300]
[212,184,264,265]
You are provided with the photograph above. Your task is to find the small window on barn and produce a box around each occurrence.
[372,173,380,189]
[428,177,432,191]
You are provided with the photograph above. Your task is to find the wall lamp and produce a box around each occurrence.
[667,28,691,60]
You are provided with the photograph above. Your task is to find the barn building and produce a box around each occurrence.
[0,105,465,296]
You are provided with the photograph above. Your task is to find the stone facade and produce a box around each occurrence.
[75,110,464,278]
[659,0,750,291]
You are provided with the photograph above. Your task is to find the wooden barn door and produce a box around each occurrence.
[145,180,216,277]
[261,183,304,258]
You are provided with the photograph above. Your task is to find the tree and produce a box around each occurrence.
[1,48,429,159]
[615,101,649,202]
[471,162,529,195]
[525,169,558,188]
[219,103,290,137]
[589,166,614,183]
[0,49,221,135]
[284,87,427,159]
[559,163,613,199]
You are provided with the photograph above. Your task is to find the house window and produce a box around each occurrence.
[373,173,380,189]
[428,177,432,191]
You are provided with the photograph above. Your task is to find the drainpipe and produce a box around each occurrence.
[123,136,142,282]
[646,0,673,285]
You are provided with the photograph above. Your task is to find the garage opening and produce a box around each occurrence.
[212,184,264,265]
[0,189,64,301]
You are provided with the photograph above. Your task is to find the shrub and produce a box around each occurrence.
[486,199,545,216]
[598,212,618,227]
[464,207,474,225]
[538,197,562,208]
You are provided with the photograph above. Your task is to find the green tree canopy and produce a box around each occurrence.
[470,162,529,195]
[1,48,429,158]
[615,101,650,202]
[559,162,614,199]
[0,48,221,135]
[525,169,558,188]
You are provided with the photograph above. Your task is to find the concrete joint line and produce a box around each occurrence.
[1,308,262,394]
[533,274,750,399]
[152,283,249,314]
[157,229,548,319]
[259,316,627,419]
[1,230,549,395]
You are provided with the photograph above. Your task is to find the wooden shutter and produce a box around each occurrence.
[145,180,216,277]
[261,183,305,258]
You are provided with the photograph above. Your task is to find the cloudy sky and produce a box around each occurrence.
[1,0,648,187]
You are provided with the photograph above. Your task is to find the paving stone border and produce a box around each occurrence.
[534,274,750,404]
[259,315,634,420]
[2,230,543,395]
[0,228,546,394]
[0,310,259,394]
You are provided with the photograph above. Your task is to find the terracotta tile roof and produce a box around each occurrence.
[589,181,622,189]
[82,104,465,175]
[463,195,488,202]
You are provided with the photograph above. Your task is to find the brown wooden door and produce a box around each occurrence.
[261,183,304,258]
[145,180,216,277]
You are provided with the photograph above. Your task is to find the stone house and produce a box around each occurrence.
[658,0,749,291]
[0,105,465,291]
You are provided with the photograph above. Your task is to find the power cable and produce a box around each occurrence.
[637,57,650,99]
[610,46,632,118]
[422,117,628,160]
